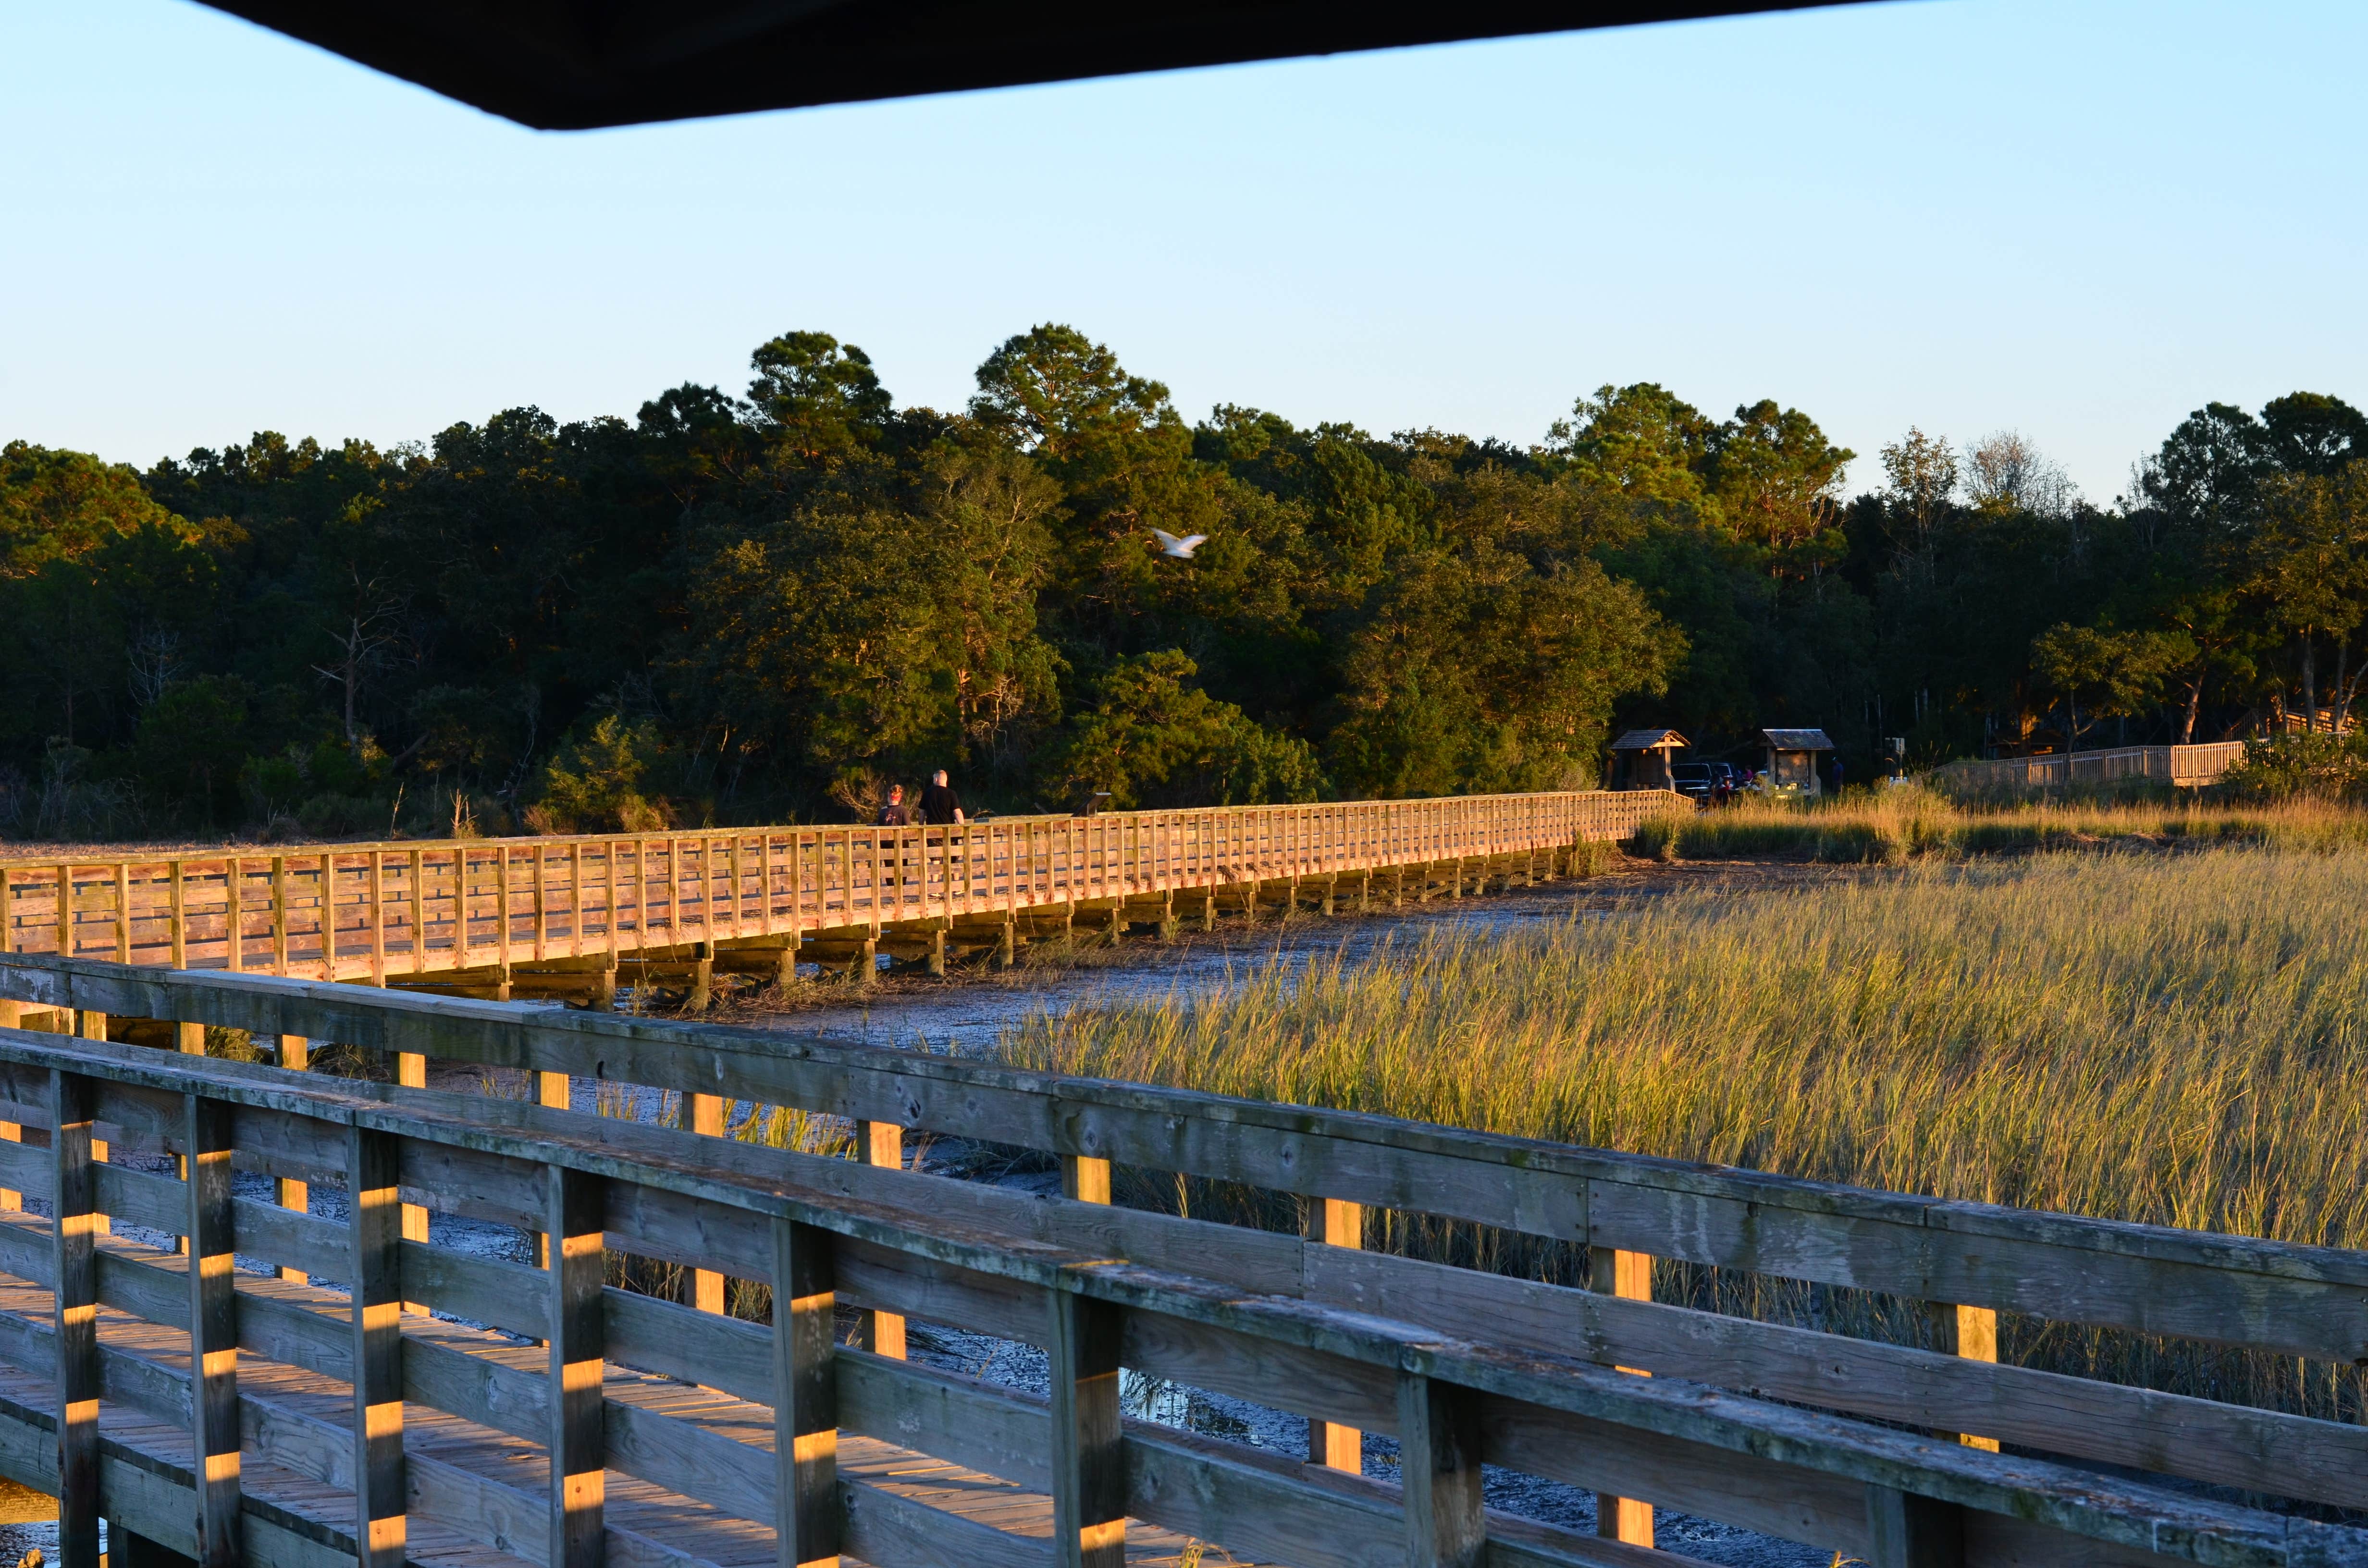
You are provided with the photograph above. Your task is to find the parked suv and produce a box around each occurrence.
[1670,762,1716,799]
[1671,761,1746,801]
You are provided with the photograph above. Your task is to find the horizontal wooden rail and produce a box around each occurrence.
[0,791,1683,992]
[0,1019,2352,1568]
[5,958,2368,1559]
[1929,741,2246,793]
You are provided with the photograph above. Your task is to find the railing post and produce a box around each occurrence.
[1306,1197,1364,1473]
[185,1093,242,1567]
[347,1125,407,1568]
[72,1013,112,1241]
[529,1068,574,1267]
[407,848,426,977]
[858,1120,906,1356]
[1864,1484,1965,1568]
[1061,1152,1111,1206]
[319,849,337,979]
[271,853,291,974]
[396,1045,427,1306]
[51,1068,100,1568]
[1927,1302,2001,1450]
[772,1218,840,1568]
[680,1093,726,1312]
[604,839,621,980]
[1397,1371,1485,1568]
[370,850,387,984]
[497,845,514,982]
[547,1164,606,1568]
[274,1035,311,1282]
[113,864,132,963]
[0,1001,17,1213]
[1048,1287,1126,1568]
[1588,1245,1655,1547]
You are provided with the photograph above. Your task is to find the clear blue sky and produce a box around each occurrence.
[3,0,2362,502]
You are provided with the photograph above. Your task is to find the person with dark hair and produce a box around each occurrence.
[918,768,964,825]
[876,784,913,827]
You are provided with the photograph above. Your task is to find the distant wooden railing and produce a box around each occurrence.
[1,958,2362,1568]
[4,966,2368,1563]
[1929,741,2247,794]
[0,791,1679,987]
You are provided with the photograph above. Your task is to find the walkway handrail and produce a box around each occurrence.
[7,956,2368,1545]
[0,1010,2353,1568]
[1929,741,2247,793]
[0,791,1681,985]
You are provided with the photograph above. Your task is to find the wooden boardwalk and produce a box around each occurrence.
[0,792,1679,998]
[0,955,2362,1568]
[0,1257,1236,1568]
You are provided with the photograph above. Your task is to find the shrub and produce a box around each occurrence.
[296,793,386,837]
[2221,731,2368,802]
[533,714,677,833]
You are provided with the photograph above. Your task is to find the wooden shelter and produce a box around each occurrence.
[1761,726,1834,796]
[1610,728,1688,791]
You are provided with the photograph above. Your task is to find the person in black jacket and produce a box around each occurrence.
[876,784,913,826]
[918,769,965,825]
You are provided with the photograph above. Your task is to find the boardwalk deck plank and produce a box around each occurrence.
[0,1262,1268,1568]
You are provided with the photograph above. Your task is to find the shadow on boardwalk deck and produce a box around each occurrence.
[0,1246,1248,1568]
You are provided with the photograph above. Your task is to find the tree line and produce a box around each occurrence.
[0,322,2359,838]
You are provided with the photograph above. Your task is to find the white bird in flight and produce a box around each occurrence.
[1152,528,1208,559]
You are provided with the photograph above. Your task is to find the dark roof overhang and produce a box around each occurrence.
[201,1,1873,130]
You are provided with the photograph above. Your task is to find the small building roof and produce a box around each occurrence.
[1761,728,1835,751]
[1611,729,1689,751]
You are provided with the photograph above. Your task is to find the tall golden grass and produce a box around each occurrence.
[1002,846,2368,1416]
[1630,785,2368,863]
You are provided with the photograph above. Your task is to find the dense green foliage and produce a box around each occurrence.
[0,322,2358,838]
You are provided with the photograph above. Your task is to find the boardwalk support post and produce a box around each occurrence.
[1589,1245,1656,1547]
[186,1092,243,1568]
[1397,1372,1485,1568]
[52,1069,99,1568]
[1928,1302,2002,1450]
[1865,1485,1965,1568]
[774,1219,840,1568]
[348,1126,407,1568]
[548,1165,607,1568]
[1048,1287,1126,1568]
[859,1120,906,1357]
[278,1033,309,1283]
[1307,1197,1365,1472]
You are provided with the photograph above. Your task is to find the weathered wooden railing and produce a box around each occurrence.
[1929,741,2247,794]
[0,791,1680,995]
[1,956,2365,1568]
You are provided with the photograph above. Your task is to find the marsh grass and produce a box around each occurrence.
[1003,846,2368,1423]
[1630,786,2368,864]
